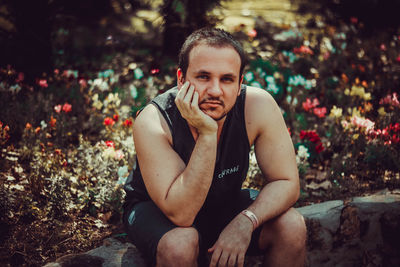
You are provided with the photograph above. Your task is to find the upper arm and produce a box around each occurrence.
[133,104,186,215]
[245,87,299,184]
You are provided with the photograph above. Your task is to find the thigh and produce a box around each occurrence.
[123,201,177,266]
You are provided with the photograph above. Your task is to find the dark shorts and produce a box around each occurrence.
[123,189,263,266]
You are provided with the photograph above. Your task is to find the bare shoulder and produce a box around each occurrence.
[245,86,284,144]
[133,103,172,145]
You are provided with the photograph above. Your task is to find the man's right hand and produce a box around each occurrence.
[175,81,218,136]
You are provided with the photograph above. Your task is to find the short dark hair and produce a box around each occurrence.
[178,28,247,79]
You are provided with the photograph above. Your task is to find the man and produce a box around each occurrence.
[123,28,306,267]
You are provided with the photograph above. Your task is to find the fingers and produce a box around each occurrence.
[237,253,245,267]
[209,248,221,267]
[175,82,197,113]
[227,254,238,267]
[184,85,195,103]
[218,251,229,266]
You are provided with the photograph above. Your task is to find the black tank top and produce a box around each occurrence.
[123,86,250,215]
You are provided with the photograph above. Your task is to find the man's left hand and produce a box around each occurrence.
[208,214,254,267]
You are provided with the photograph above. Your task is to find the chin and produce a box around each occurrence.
[208,112,227,121]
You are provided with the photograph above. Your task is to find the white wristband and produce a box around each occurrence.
[241,209,259,230]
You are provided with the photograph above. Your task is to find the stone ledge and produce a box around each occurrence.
[44,190,400,267]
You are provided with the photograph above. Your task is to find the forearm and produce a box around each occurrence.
[246,179,299,226]
[164,133,217,226]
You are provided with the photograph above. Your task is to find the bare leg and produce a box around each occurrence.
[258,208,307,267]
[156,227,199,267]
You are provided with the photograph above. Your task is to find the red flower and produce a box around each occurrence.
[247,29,257,38]
[302,98,319,112]
[300,130,321,144]
[113,114,119,122]
[350,17,358,24]
[105,140,115,148]
[313,107,327,118]
[62,103,72,113]
[300,130,307,140]
[104,117,115,126]
[49,116,57,128]
[397,55,400,63]
[315,143,324,153]
[123,119,133,127]
[293,45,313,55]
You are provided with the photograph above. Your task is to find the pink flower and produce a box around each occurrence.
[79,78,87,88]
[379,93,400,107]
[380,44,386,51]
[313,107,327,118]
[351,115,375,133]
[397,55,400,63]
[104,117,115,126]
[247,29,257,38]
[54,105,62,113]
[16,72,24,83]
[38,79,48,88]
[62,103,72,113]
[150,69,160,75]
[302,98,320,112]
[54,69,59,75]
[115,149,124,160]
[105,140,115,148]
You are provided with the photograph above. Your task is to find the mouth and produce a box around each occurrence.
[199,100,224,108]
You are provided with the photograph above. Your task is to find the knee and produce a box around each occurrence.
[274,208,307,249]
[261,208,307,252]
[157,227,199,264]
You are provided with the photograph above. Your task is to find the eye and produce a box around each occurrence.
[197,74,209,80]
[221,77,234,82]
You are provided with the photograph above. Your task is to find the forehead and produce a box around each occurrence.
[187,44,241,75]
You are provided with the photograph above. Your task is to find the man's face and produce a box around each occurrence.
[178,43,242,121]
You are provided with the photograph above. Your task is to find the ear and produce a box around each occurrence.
[177,68,185,87]
[238,75,244,96]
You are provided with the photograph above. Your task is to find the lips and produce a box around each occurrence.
[199,99,224,108]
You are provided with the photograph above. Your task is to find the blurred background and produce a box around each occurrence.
[1,0,400,266]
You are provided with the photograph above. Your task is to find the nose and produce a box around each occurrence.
[207,79,223,97]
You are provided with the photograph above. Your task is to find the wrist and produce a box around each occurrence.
[240,209,259,231]
[197,131,217,140]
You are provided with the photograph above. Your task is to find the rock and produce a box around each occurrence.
[44,190,400,267]
[43,238,147,267]
[300,190,400,267]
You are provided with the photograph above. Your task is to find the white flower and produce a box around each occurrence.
[40,120,47,129]
[102,147,116,160]
[297,145,310,159]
